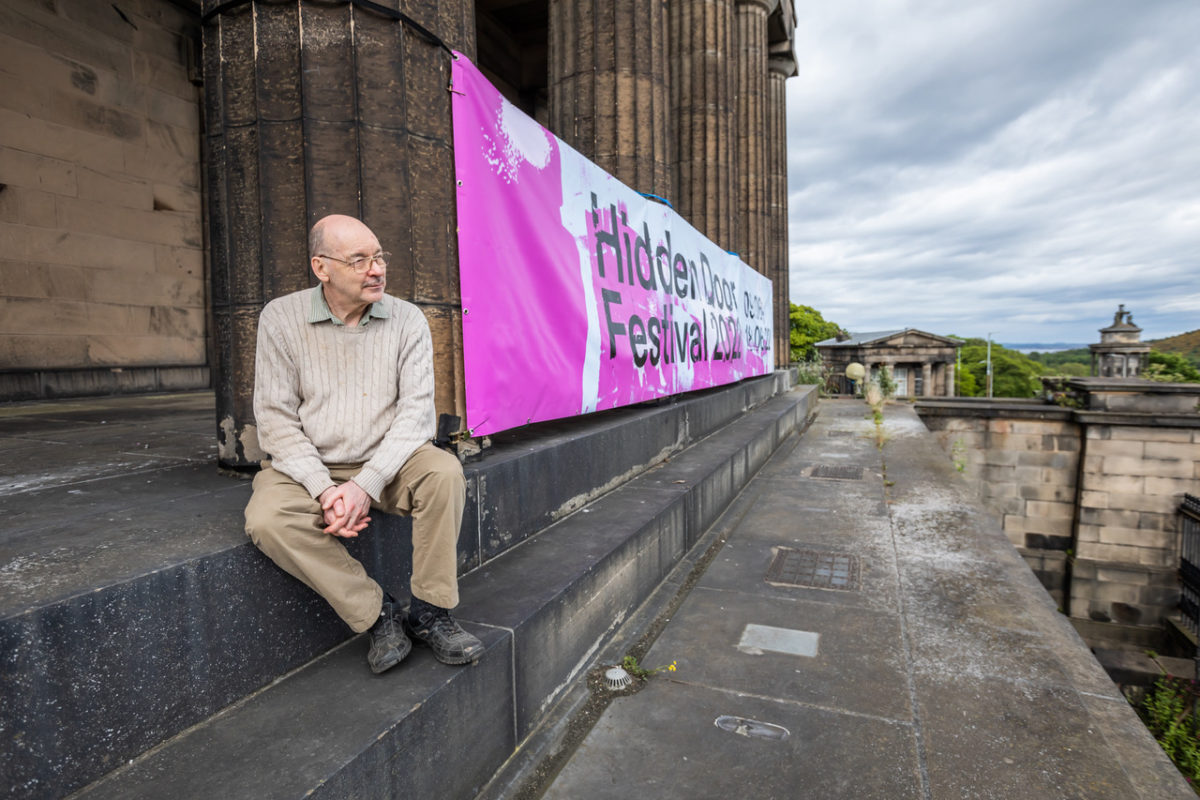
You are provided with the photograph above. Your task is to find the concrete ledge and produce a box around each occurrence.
[74,630,516,800]
[1071,617,1167,651]
[66,387,816,798]
[1073,411,1200,427]
[465,370,800,563]
[459,391,813,737]
[0,366,210,402]
[1094,647,1195,686]
[915,398,1074,421]
[1,379,815,798]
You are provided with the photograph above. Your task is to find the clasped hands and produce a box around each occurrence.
[318,480,372,537]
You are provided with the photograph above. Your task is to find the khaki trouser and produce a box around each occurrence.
[245,442,465,633]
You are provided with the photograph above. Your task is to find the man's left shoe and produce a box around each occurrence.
[367,600,412,674]
[405,605,485,665]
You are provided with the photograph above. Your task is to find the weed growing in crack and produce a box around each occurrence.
[951,437,967,473]
[621,655,677,679]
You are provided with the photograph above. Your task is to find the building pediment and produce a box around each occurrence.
[817,329,961,350]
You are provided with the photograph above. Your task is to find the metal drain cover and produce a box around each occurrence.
[766,547,861,591]
[715,716,790,741]
[810,464,864,480]
[826,430,853,437]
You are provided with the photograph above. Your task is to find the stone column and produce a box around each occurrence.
[735,0,772,273]
[947,362,956,397]
[767,51,793,368]
[202,0,474,468]
[670,0,738,248]
[922,363,933,396]
[549,0,671,198]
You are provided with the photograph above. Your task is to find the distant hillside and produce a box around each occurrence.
[1004,343,1088,352]
[1149,329,1200,367]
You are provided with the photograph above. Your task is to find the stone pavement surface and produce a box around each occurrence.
[539,399,1191,800]
[0,393,1190,799]
[0,391,234,615]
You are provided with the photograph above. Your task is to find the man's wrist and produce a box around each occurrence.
[351,468,386,503]
[305,474,336,499]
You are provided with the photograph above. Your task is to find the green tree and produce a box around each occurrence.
[1029,347,1091,376]
[1143,350,1200,383]
[1050,361,1090,377]
[955,364,979,396]
[789,304,842,363]
[957,338,1044,398]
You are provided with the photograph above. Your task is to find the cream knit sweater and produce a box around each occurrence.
[253,288,436,501]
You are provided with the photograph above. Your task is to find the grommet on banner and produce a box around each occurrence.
[463,308,469,314]
[457,180,463,186]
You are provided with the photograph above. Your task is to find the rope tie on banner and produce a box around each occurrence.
[200,0,453,57]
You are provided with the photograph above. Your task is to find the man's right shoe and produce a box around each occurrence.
[405,605,485,665]
[367,600,412,674]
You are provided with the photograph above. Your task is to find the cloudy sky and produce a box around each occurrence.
[785,0,1200,346]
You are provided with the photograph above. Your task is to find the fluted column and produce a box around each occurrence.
[202,0,474,468]
[548,0,671,197]
[735,0,771,273]
[669,0,737,248]
[767,51,793,367]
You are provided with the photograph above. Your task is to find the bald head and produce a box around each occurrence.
[308,214,386,325]
[309,214,375,259]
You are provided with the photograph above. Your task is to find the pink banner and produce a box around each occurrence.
[451,54,773,436]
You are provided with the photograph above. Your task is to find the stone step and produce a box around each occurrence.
[1,374,811,798]
[69,387,816,798]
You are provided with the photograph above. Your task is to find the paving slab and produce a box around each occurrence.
[646,586,911,721]
[74,628,514,800]
[0,380,818,798]
[544,679,923,800]
[538,399,1192,800]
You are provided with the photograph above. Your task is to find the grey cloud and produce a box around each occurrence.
[786,0,1200,343]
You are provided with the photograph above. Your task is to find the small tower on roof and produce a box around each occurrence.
[1090,304,1150,378]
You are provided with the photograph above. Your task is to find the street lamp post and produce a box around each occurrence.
[986,333,993,399]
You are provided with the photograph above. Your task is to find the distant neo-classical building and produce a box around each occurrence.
[817,329,961,396]
[1091,304,1150,378]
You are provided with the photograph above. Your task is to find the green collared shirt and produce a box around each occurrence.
[307,286,390,327]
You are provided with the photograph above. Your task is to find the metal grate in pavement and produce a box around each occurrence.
[766,547,861,591]
[810,464,864,480]
[826,430,853,437]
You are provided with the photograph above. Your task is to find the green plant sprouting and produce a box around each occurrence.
[875,366,897,399]
[621,654,677,679]
[951,438,967,473]
[1136,676,1200,792]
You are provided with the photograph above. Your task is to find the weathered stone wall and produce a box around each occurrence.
[920,405,1079,606]
[0,0,207,398]
[1073,420,1199,633]
[202,0,475,467]
[549,0,671,200]
[918,387,1200,649]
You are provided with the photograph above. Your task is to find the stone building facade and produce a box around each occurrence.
[0,0,798,470]
[816,328,959,397]
[0,0,208,399]
[1091,304,1150,379]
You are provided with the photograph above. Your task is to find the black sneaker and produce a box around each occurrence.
[367,600,412,674]
[405,606,484,665]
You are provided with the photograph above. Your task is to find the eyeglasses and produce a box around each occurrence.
[318,251,390,273]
